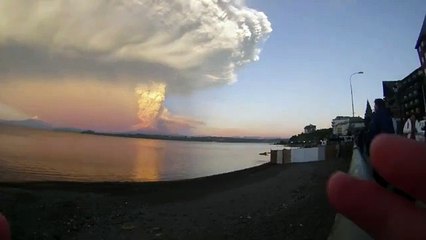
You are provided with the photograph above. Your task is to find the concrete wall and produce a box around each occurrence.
[326,145,338,160]
[270,146,329,164]
[277,150,283,164]
[283,149,292,163]
[318,146,326,161]
[291,147,317,163]
[270,150,277,164]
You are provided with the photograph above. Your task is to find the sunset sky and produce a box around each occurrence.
[0,0,425,137]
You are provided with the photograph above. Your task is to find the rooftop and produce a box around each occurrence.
[415,14,426,49]
[333,116,352,120]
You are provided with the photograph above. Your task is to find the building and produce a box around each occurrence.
[332,116,364,136]
[383,68,426,119]
[383,15,426,121]
[332,116,350,135]
[304,124,316,134]
[415,14,426,69]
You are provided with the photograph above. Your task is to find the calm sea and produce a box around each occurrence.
[0,125,270,182]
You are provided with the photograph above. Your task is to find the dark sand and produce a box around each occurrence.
[0,158,349,240]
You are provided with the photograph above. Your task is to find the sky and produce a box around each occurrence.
[0,0,425,137]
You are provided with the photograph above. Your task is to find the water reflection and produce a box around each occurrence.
[132,139,164,181]
[0,125,269,182]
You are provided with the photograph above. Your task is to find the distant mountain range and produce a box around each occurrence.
[0,118,52,129]
[82,131,286,144]
[0,118,84,132]
[0,118,288,144]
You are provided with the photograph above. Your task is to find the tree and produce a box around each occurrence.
[365,100,373,119]
[289,128,332,144]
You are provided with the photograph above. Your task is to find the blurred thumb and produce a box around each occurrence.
[0,213,10,240]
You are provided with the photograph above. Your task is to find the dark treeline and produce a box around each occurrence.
[289,128,333,144]
[81,130,288,144]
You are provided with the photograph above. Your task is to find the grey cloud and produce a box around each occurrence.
[0,43,177,85]
[0,0,272,93]
[0,0,272,133]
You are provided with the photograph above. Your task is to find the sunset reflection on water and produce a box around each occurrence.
[0,125,269,182]
[131,140,165,182]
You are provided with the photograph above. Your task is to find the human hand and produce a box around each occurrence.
[0,213,10,240]
[327,134,426,240]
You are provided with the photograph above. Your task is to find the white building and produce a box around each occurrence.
[332,116,364,136]
[304,124,316,134]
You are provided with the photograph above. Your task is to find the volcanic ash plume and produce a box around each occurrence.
[134,83,204,133]
[0,0,272,133]
[135,83,166,129]
[0,0,272,89]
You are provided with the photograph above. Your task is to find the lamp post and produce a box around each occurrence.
[349,71,364,117]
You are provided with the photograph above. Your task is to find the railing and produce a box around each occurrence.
[327,146,373,240]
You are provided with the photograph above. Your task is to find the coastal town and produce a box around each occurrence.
[288,14,426,147]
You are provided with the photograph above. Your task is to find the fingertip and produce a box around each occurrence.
[370,134,426,202]
[0,213,10,240]
[327,171,353,211]
[370,134,392,166]
[370,134,408,171]
[328,167,426,240]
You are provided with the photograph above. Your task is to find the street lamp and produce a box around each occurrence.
[349,71,364,117]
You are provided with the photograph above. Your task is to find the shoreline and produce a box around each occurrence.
[0,163,273,194]
[0,123,283,144]
[0,158,350,240]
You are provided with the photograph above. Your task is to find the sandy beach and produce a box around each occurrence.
[0,158,349,240]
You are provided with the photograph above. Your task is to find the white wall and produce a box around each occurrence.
[291,147,324,163]
[271,147,326,164]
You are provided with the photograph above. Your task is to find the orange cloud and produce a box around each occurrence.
[0,79,139,131]
[0,79,204,134]
[195,124,299,138]
[132,83,203,134]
